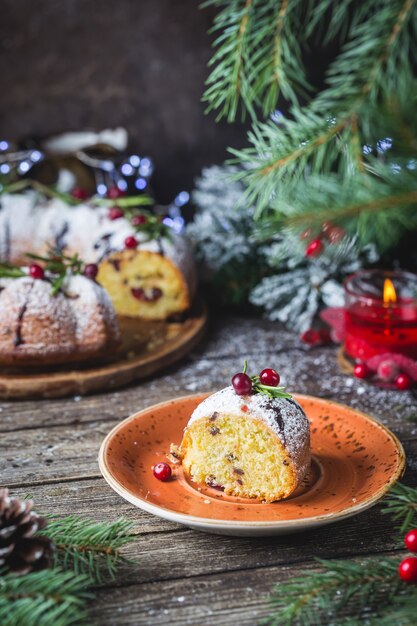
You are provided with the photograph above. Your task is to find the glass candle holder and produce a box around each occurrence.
[344,270,417,360]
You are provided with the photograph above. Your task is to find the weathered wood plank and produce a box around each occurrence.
[89,554,405,626]
[1,351,416,437]
[8,470,416,587]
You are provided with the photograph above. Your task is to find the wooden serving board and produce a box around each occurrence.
[0,298,207,400]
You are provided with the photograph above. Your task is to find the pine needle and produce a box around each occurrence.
[44,516,136,584]
[0,569,91,626]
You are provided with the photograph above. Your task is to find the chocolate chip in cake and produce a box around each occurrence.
[233,468,244,475]
[209,426,220,436]
[226,453,237,462]
[209,411,219,422]
[236,479,243,486]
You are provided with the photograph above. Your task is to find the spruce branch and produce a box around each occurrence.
[203,0,308,120]
[0,568,91,626]
[264,558,402,626]
[203,0,256,121]
[381,483,417,533]
[43,516,136,583]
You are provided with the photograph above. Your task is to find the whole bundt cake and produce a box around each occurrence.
[175,365,310,503]
[0,273,121,366]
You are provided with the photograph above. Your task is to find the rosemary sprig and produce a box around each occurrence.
[242,360,292,399]
[26,248,86,296]
[92,195,153,208]
[0,262,26,279]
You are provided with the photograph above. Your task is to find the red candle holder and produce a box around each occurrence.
[344,270,417,361]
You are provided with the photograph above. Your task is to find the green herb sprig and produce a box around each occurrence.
[0,262,26,279]
[243,360,292,400]
[26,248,85,296]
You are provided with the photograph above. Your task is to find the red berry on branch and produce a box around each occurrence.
[29,263,45,279]
[71,187,89,200]
[305,238,324,258]
[107,186,126,199]
[395,373,413,391]
[108,207,124,221]
[399,556,417,583]
[353,363,371,379]
[131,214,147,226]
[124,236,138,249]
[377,360,399,382]
[153,462,172,482]
[232,373,252,396]
[259,368,280,387]
[405,529,417,553]
[84,263,98,280]
[300,329,321,346]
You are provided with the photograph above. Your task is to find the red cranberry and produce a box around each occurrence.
[131,287,147,301]
[131,214,147,226]
[353,363,371,379]
[107,186,126,199]
[259,368,280,387]
[84,263,98,280]
[124,236,138,249]
[71,187,89,200]
[399,556,417,583]
[232,373,252,396]
[305,238,324,257]
[153,462,172,482]
[377,360,399,382]
[29,263,44,279]
[395,373,413,391]
[300,329,321,346]
[405,529,417,553]
[131,287,163,302]
[108,207,124,221]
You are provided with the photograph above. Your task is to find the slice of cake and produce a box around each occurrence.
[175,364,310,502]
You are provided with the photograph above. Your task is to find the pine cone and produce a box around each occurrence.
[0,488,55,574]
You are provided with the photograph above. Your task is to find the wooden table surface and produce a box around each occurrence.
[1,314,416,625]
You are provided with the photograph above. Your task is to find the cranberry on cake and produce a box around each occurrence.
[174,363,310,503]
[0,253,120,366]
[0,191,196,321]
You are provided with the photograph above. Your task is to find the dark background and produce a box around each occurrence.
[0,0,249,202]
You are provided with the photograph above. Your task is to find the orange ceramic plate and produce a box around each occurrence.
[98,394,405,536]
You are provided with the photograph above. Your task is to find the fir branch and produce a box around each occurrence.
[44,516,136,583]
[263,558,403,626]
[203,0,256,121]
[0,568,91,626]
[264,165,417,252]
[381,483,417,533]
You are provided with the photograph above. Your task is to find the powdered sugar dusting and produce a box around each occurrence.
[0,274,120,363]
[188,386,310,485]
[0,193,196,295]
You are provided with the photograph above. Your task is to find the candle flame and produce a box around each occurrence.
[383,278,397,304]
